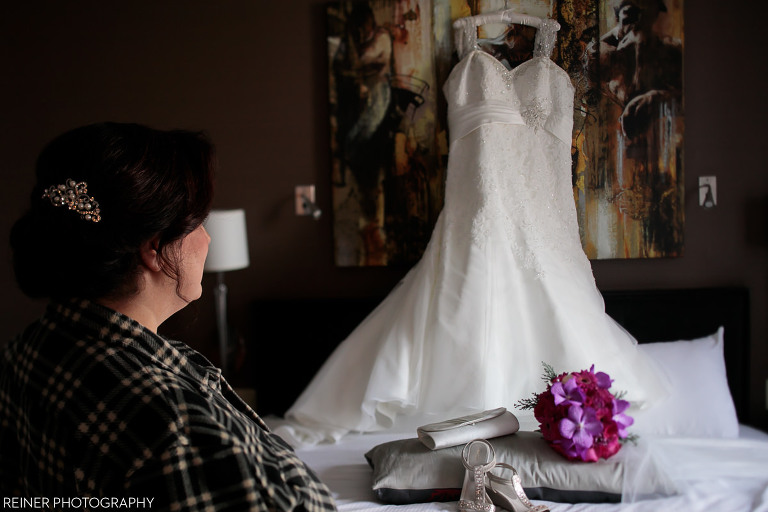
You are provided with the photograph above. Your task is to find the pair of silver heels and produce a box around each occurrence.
[458,439,549,512]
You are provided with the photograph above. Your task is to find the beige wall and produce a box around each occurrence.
[1,0,766,429]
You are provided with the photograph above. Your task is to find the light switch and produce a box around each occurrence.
[699,176,717,208]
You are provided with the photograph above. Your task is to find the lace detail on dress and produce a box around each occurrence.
[442,11,578,279]
[442,124,583,279]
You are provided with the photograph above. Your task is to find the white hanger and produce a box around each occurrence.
[452,9,559,31]
[452,8,560,61]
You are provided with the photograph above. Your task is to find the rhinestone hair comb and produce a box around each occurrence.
[42,179,102,222]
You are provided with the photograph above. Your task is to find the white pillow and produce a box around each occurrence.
[632,327,739,438]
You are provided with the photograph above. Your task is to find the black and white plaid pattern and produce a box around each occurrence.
[0,299,336,511]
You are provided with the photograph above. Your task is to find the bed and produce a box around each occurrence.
[251,287,768,512]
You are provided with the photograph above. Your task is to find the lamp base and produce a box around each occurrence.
[213,273,231,375]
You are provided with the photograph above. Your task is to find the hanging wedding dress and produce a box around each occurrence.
[277,11,667,446]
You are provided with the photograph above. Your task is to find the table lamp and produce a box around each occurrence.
[203,209,250,375]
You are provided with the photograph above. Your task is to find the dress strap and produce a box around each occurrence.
[532,19,559,59]
[452,9,560,61]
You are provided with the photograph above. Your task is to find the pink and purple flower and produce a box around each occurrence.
[521,364,634,462]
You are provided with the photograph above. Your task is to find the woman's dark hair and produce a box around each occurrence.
[10,122,215,301]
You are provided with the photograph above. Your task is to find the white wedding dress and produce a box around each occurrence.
[277,12,667,446]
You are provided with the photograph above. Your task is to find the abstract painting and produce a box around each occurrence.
[329,0,685,265]
[559,0,685,258]
[328,0,444,266]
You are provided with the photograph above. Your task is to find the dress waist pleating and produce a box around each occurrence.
[448,100,525,146]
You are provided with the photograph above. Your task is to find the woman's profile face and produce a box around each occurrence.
[176,224,211,302]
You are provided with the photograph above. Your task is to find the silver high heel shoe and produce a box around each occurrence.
[486,463,549,512]
[459,439,497,512]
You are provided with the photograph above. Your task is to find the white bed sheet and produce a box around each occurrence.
[282,421,768,512]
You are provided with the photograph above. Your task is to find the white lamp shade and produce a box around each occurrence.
[204,209,250,272]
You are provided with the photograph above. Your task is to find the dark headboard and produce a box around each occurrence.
[250,287,750,422]
[602,287,750,423]
[251,297,383,417]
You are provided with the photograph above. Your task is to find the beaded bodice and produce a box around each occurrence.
[444,14,573,146]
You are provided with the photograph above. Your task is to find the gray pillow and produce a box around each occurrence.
[364,431,675,504]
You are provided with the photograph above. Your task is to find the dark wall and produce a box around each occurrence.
[1,1,766,429]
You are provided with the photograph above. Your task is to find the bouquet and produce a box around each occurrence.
[516,363,635,462]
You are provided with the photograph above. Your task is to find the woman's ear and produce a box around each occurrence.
[139,237,163,272]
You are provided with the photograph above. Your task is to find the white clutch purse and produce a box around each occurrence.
[416,407,520,450]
